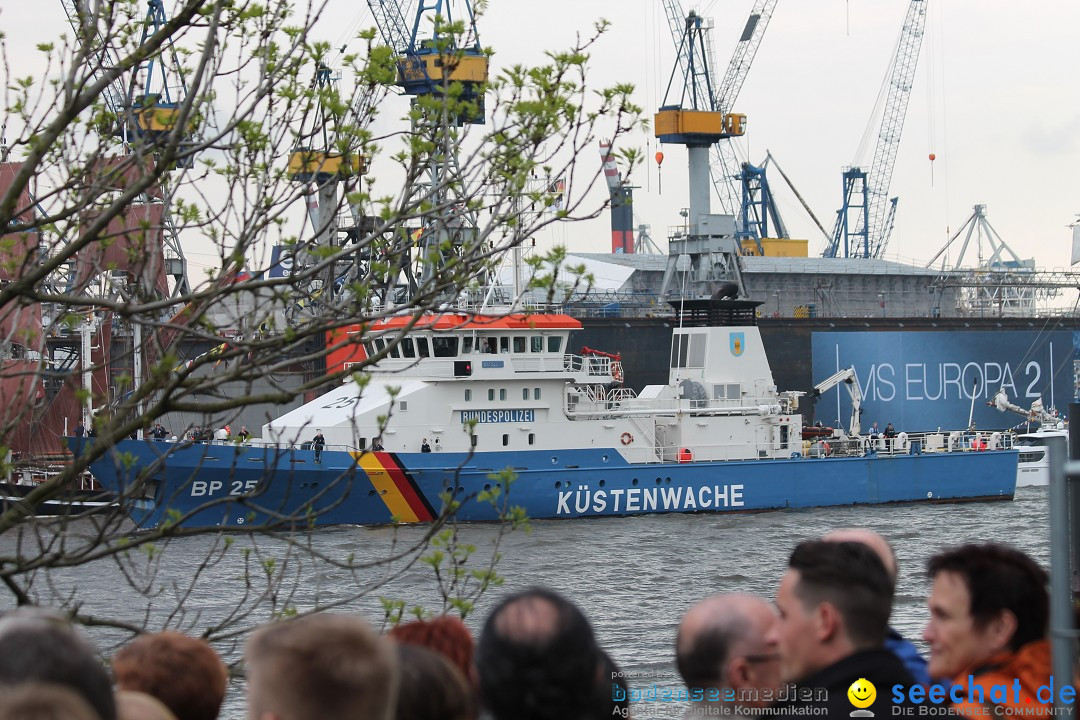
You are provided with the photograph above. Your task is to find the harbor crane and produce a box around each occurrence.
[661,0,778,218]
[59,0,192,297]
[655,10,748,299]
[365,0,488,299]
[811,366,864,438]
[825,0,927,259]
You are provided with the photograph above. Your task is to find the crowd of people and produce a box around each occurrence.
[0,532,1060,719]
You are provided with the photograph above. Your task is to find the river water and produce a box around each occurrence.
[3,487,1052,718]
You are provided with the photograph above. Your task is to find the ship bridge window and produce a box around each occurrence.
[514,336,527,353]
[416,337,430,358]
[401,338,416,358]
[462,337,474,354]
[547,336,562,353]
[531,336,543,353]
[671,332,707,369]
[482,338,497,354]
[388,341,400,358]
[500,337,510,353]
[433,337,459,357]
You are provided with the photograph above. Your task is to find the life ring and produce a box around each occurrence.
[620,432,633,445]
[611,363,624,384]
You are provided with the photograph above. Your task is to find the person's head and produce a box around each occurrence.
[476,587,602,720]
[115,691,179,720]
[822,528,897,585]
[113,631,227,720]
[388,615,475,683]
[245,613,397,720]
[767,540,892,684]
[393,644,475,720]
[0,682,102,720]
[676,594,780,708]
[0,608,115,720]
[924,544,1048,680]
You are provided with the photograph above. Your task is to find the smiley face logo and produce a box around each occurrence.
[847,678,876,709]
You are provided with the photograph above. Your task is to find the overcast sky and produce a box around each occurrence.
[5,0,1079,275]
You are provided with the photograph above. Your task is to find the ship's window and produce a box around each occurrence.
[671,334,689,369]
[726,383,740,399]
[547,336,562,353]
[388,342,400,358]
[522,388,529,400]
[499,389,507,401]
[531,336,543,352]
[462,337,474,354]
[363,342,374,356]
[502,434,509,446]
[483,337,497,354]
[528,433,535,445]
[499,337,510,353]
[780,424,789,450]
[688,332,707,367]
[1019,451,1044,463]
[416,337,430,358]
[401,338,416,358]
[488,389,495,401]
[465,389,472,402]
[433,336,458,357]
[399,401,408,411]
[471,434,478,447]
[513,336,526,353]
[358,437,367,450]
[534,388,541,400]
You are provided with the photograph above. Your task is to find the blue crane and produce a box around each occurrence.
[825,0,927,259]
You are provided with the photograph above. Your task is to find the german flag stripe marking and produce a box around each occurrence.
[354,451,419,523]
[383,454,436,522]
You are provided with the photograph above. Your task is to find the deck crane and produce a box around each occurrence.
[60,0,191,297]
[825,0,927,259]
[365,0,488,299]
[661,0,778,218]
[812,366,864,438]
[989,389,1065,431]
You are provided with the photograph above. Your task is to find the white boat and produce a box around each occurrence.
[81,299,1019,529]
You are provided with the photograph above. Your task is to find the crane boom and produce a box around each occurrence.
[827,0,927,258]
[812,367,863,437]
[865,0,927,257]
[989,390,1065,430]
[710,0,778,216]
[60,0,129,124]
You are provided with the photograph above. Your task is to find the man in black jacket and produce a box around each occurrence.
[768,540,921,717]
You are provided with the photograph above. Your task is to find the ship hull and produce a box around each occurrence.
[80,439,1017,529]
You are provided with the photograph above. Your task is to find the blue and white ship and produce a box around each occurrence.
[81,298,1017,529]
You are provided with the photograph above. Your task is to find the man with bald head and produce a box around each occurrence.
[823,528,930,686]
[476,587,608,720]
[676,593,781,714]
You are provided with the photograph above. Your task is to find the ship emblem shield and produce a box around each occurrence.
[730,332,745,357]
